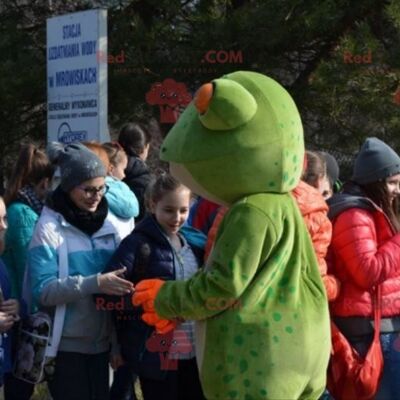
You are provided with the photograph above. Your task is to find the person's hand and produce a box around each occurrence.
[132,279,176,334]
[142,311,177,334]
[0,311,14,333]
[109,353,124,370]
[132,279,165,311]
[1,299,20,317]
[97,268,134,296]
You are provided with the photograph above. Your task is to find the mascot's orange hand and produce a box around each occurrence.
[132,279,177,334]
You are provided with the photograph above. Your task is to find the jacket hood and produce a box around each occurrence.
[292,181,328,217]
[327,182,375,220]
[105,176,139,219]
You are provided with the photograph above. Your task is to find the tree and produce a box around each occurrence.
[2,0,400,180]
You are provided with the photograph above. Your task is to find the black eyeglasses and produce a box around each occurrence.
[77,184,109,198]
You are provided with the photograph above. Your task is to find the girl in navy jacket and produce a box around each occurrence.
[100,174,205,400]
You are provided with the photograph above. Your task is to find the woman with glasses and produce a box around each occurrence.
[26,143,134,400]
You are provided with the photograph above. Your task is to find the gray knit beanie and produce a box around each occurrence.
[50,142,106,192]
[352,137,400,185]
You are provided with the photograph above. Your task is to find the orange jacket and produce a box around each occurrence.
[292,180,339,300]
[205,181,339,300]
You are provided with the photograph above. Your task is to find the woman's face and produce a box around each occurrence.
[386,173,400,204]
[69,177,106,212]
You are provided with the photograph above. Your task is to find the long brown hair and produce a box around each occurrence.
[361,181,400,232]
[4,144,54,205]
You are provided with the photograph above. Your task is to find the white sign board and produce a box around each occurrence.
[47,9,108,144]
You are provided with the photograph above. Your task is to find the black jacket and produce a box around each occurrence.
[123,155,152,222]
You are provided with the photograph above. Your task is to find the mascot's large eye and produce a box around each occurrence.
[194,78,258,131]
[194,83,214,114]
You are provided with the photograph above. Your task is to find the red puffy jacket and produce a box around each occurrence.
[329,204,400,317]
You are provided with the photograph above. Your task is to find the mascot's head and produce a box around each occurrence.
[160,71,304,205]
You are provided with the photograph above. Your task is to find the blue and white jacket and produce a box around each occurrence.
[105,176,139,240]
[27,206,122,354]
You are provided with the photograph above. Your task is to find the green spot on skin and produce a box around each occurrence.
[263,321,270,327]
[285,326,294,334]
[291,120,295,125]
[216,364,224,371]
[250,350,258,357]
[229,261,234,269]
[234,335,244,345]
[279,277,289,287]
[273,336,279,343]
[279,123,284,128]
[241,274,248,280]
[220,325,228,333]
[266,287,274,298]
[257,371,263,376]
[223,374,235,383]
[273,312,282,322]
[283,172,289,182]
[245,394,255,400]
[244,379,251,387]
[292,154,298,163]
[161,147,166,152]
[294,313,298,319]
[289,177,295,186]
[228,391,238,398]
[274,161,279,166]
[260,389,268,396]
[289,286,296,293]
[246,330,254,335]
[239,359,248,373]
[268,181,275,187]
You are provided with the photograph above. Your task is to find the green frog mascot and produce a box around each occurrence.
[133,71,330,400]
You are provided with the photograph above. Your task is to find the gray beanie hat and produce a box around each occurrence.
[53,142,106,192]
[352,137,400,185]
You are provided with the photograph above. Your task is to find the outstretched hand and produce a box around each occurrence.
[98,267,134,296]
[132,279,177,334]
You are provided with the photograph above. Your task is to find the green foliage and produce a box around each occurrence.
[1,0,400,179]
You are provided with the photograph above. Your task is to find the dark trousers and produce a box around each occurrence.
[48,351,109,400]
[3,373,34,400]
[140,358,205,400]
[110,365,137,400]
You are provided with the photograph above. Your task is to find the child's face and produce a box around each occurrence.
[110,154,128,180]
[151,187,190,237]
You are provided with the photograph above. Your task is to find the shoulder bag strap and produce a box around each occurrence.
[46,233,68,357]
[372,285,382,341]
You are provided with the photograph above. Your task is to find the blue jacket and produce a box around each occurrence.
[99,215,201,379]
[2,202,38,298]
[28,206,122,354]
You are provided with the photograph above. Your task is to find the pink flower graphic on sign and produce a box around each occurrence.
[145,78,192,123]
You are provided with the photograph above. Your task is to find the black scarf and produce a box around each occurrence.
[48,186,108,236]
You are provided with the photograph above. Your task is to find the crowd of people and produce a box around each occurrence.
[0,113,399,400]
